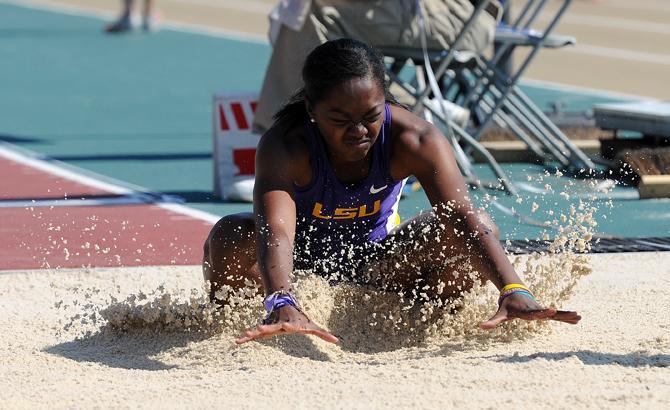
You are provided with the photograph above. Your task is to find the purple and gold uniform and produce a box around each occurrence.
[293,104,405,276]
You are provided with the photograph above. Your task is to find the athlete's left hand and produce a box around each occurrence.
[479,292,581,329]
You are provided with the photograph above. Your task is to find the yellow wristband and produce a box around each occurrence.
[500,283,531,294]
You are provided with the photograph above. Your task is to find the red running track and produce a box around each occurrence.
[0,154,216,270]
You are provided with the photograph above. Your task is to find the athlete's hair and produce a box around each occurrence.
[273,38,397,125]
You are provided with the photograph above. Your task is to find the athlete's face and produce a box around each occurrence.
[308,77,386,163]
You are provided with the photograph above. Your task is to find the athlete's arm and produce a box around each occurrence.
[391,108,580,328]
[236,125,338,344]
[253,126,302,295]
[393,117,522,288]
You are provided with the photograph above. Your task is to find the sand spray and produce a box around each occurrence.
[54,175,609,354]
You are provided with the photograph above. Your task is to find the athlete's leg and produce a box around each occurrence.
[361,208,499,301]
[202,213,262,303]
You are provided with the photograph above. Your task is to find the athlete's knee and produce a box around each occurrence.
[206,212,255,251]
[203,213,255,282]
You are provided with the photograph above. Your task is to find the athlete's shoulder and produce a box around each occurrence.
[388,104,441,150]
[387,104,452,179]
[258,119,309,159]
[256,118,311,180]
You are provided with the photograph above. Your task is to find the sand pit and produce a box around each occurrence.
[1,252,669,409]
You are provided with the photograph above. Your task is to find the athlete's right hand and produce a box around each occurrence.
[235,305,339,345]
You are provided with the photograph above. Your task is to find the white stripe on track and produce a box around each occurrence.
[568,43,670,66]
[563,14,670,36]
[0,143,222,224]
[0,264,201,275]
[586,1,670,14]
[0,144,133,195]
[0,195,156,209]
[520,78,653,102]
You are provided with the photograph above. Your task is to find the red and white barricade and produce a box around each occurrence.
[212,92,260,202]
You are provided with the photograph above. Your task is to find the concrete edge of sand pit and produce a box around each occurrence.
[638,175,670,198]
[472,140,601,163]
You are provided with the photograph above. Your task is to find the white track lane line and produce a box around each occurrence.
[0,195,157,209]
[520,78,654,102]
[575,0,670,14]
[568,44,670,66]
[561,14,670,36]
[0,143,222,224]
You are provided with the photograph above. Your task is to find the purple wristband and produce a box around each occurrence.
[263,291,299,314]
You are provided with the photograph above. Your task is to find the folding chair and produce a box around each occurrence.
[384,0,597,191]
[381,0,520,195]
[458,0,597,172]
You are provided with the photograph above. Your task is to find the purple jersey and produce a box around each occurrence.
[293,103,405,263]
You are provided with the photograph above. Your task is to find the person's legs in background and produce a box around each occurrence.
[141,0,158,32]
[105,0,134,33]
[105,0,158,33]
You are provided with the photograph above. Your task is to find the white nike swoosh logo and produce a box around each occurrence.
[369,184,388,194]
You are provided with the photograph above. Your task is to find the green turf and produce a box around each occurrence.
[1,2,668,239]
